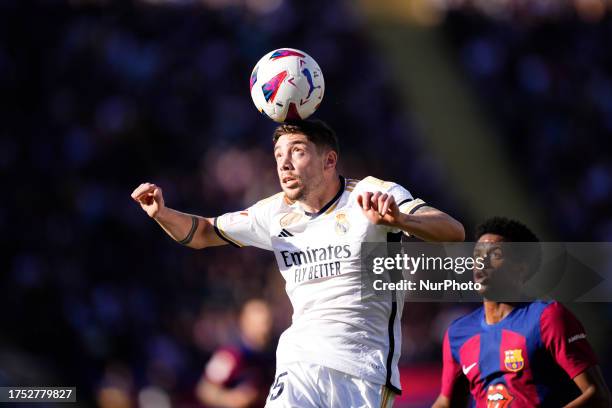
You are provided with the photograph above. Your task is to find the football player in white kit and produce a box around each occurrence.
[131,120,465,407]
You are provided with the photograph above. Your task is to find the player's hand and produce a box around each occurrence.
[131,182,165,219]
[357,191,402,227]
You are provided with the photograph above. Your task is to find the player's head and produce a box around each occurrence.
[272,119,339,201]
[472,217,541,300]
[239,298,273,350]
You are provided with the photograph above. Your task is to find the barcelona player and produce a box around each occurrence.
[432,217,611,408]
[196,299,275,408]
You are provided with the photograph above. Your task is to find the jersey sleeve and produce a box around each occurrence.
[540,302,598,379]
[440,329,463,398]
[214,201,274,251]
[358,176,427,233]
[378,178,428,235]
[387,183,427,216]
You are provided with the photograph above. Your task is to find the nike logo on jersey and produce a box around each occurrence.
[462,362,477,375]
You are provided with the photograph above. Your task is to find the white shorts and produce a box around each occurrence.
[265,361,396,408]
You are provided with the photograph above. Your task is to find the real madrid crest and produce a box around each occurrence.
[504,349,524,372]
[335,212,350,235]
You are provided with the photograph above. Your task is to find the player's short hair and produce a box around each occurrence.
[475,216,541,280]
[272,119,339,155]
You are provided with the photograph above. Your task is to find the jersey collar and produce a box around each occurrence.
[303,175,345,218]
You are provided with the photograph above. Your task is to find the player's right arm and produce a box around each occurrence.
[131,182,226,249]
[432,330,470,408]
[196,379,258,408]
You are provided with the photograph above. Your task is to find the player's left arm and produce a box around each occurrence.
[432,330,470,408]
[565,366,611,408]
[357,191,465,242]
[540,302,611,407]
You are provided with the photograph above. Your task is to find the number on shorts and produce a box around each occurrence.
[269,371,287,401]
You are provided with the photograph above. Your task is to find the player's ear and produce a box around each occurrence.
[324,150,337,170]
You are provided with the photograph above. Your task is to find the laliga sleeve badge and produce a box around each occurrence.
[504,349,524,372]
[487,383,513,408]
[225,210,249,227]
[335,212,350,235]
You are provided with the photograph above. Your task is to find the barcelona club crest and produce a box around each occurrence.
[335,212,350,235]
[504,349,524,372]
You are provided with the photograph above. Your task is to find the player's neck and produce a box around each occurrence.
[299,173,341,214]
[483,301,515,325]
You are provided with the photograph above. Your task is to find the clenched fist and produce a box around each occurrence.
[131,182,165,218]
[356,191,402,227]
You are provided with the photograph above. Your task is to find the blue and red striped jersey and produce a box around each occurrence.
[441,301,597,407]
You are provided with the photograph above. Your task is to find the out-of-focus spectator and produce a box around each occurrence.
[196,299,275,408]
[443,9,612,240]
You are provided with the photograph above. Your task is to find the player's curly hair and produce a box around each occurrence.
[272,119,339,155]
[475,216,541,280]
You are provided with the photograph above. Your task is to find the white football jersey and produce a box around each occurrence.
[213,176,426,394]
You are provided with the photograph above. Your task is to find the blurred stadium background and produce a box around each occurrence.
[1,0,612,406]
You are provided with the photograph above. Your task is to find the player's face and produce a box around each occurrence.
[240,300,273,350]
[473,233,522,300]
[274,133,326,201]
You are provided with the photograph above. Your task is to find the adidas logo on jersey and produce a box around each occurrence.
[278,229,293,238]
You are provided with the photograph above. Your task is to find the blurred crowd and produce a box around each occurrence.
[443,9,612,240]
[434,0,612,24]
[0,0,610,407]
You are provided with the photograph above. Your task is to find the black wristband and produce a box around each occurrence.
[178,216,199,245]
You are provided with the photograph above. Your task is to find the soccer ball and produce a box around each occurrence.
[249,48,324,122]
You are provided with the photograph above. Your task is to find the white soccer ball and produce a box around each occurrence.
[249,48,325,122]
